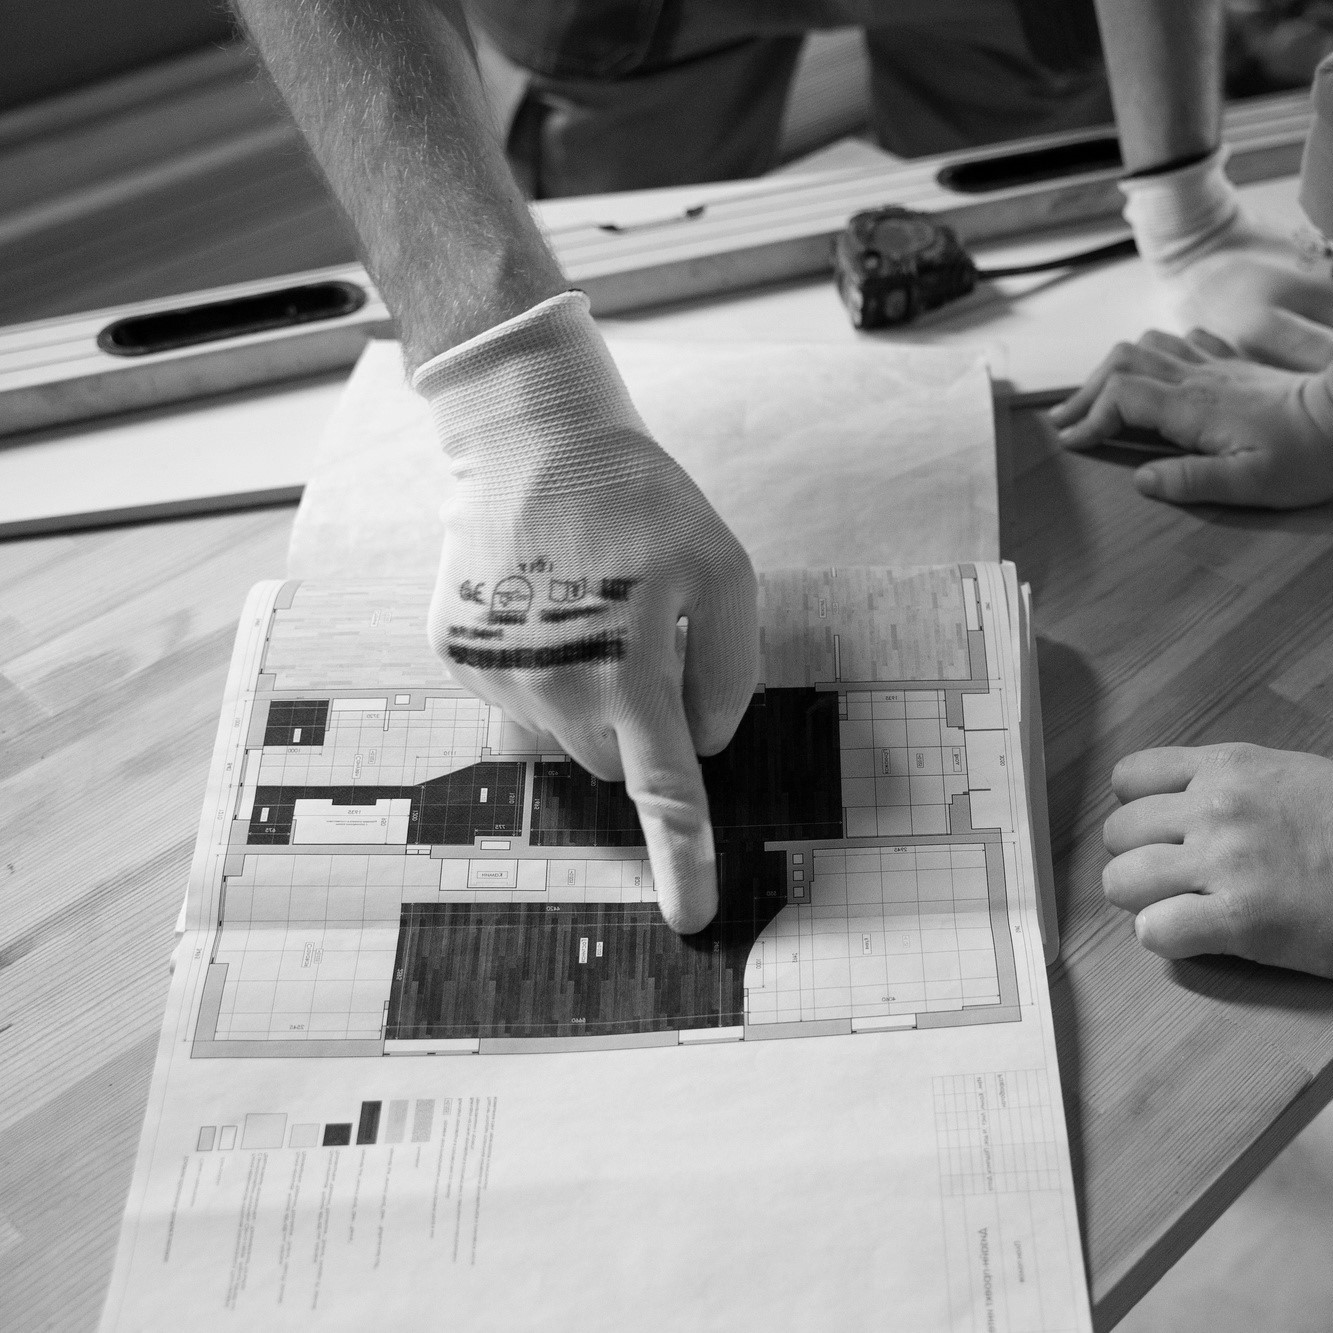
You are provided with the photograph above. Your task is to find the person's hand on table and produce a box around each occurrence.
[1103,744,1333,978]
[1049,328,1333,506]
[1122,149,1333,371]
[416,291,759,935]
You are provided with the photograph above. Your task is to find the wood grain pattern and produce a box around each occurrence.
[0,512,291,1330]
[1004,412,1333,1328]
[5,423,1333,1328]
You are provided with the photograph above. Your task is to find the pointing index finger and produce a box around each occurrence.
[616,691,719,936]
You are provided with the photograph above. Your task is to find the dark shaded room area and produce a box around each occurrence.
[388,688,842,1040]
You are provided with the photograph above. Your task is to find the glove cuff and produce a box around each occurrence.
[1119,147,1241,274]
[411,290,648,476]
[1300,53,1333,235]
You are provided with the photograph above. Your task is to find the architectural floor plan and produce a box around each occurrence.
[101,562,1090,1333]
[194,566,1024,1058]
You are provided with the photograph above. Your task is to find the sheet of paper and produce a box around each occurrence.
[101,562,1090,1332]
[286,338,999,582]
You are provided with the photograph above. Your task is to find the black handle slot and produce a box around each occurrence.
[97,281,368,357]
[937,135,1122,194]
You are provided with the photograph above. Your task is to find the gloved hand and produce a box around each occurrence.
[413,291,759,934]
[1050,326,1333,507]
[1122,147,1333,370]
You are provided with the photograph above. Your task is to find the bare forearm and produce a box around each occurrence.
[1093,0,1223,172]
[233,0,563,369]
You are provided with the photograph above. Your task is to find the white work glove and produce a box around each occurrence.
[413,291,759,935]
[1121,147,1333,370]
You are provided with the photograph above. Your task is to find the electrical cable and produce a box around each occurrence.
[975,234,1137,278]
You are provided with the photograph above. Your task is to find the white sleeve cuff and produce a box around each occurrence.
[410,289,590,393]
[1119,148,1241,274]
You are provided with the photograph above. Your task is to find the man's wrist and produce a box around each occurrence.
[1121,146,1216,181]
[397,250,566,375]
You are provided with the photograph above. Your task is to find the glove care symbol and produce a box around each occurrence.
[599,577,637,602]
[489,575,534,624]
[549,578,587,603]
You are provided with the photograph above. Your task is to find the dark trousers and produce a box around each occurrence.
[466,0,1112,196]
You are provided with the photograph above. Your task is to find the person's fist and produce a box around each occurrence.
[415,292,759,934]
[1102,743,1333,977]
[1050,327,1333,508]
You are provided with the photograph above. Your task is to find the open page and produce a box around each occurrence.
[102,562,1089,1332]
[286,337,1000,583]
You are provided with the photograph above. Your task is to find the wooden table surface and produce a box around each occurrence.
[4,408,1333,1331]
[14,45,1332,1332]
